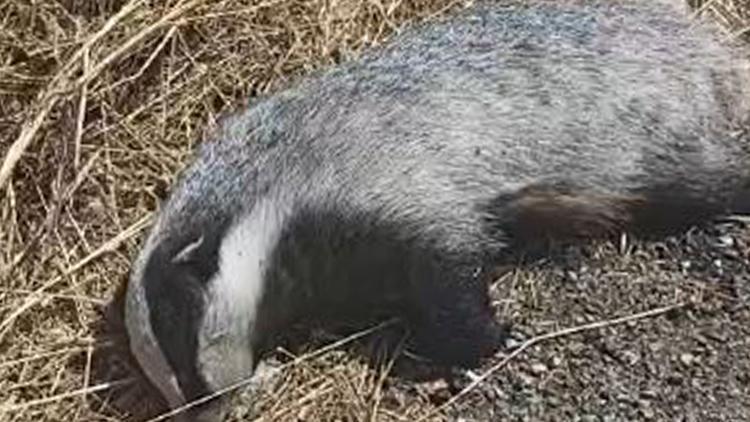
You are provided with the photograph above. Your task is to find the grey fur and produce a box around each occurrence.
[124,1,750,420]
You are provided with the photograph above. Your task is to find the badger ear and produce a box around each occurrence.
[171,236,205,264]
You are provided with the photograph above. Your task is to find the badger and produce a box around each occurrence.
[120,0,750,421]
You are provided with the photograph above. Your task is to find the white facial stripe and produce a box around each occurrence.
[198,197,287,390]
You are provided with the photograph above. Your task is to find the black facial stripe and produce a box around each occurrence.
[143,250,208,402]
[143,219,230,402]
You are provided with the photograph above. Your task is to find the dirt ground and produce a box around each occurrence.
[446,222,750,422]
[1,1,749,421]
[221,220,749,422]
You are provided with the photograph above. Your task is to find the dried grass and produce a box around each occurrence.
[0,1,748,421]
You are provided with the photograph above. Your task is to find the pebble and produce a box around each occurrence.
[623,350,639,365]
[713,259,724,275]
[717,235,734,248]
[680,353,696,365]
[530,363,548,375]
[640,403,656,420]
[566,270,579,282]
[680,260,692,271]
[506,338,523,349]
[649,341,665,353]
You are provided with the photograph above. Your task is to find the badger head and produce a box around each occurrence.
[124,199,285,422]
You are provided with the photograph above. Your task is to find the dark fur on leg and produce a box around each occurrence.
[404,253,507,367]
[488,176,750,252]
[487,182,641,252]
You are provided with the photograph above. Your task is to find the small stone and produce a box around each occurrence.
[713,259,724,275]
[718,235,734,248]
[424,378,449,393]
[530,363,548,375]
[506,338,522,349]
[680,353,696,365]
[623,350,639,365]
[565,270,579,282]
[296,405,312,420]
[649,341,665,353]
[519,372,536,385]
[424,378,452,403]
[641,404,655,420]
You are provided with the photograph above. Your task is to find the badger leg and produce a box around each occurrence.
[403,176,749,366]
[405,252,506,367]
[487,182,639,247]
[487,178,750,249]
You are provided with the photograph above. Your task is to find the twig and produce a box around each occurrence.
[77,0,203,88]
[0,98,58,192]
[0,379,134,414]
[74,49,90,170]
[82,343,95,407]
[417,302,689,422]
[0,288,106,305]
[105,25,178,93]
[263,383,336,422]
[0,344,109,369]
[689,0,718,20]
[0,0,146,191]
[369,333,405,422]
[0,150,102,282]
[0,214,152,340]
[0,0,203,191]
[733,25,750,39]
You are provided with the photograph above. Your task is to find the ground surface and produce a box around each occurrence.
[1,1,749,421]
[448,222,750,422]
[227,221,750,422]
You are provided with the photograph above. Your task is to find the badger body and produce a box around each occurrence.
[124,1,750,420]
